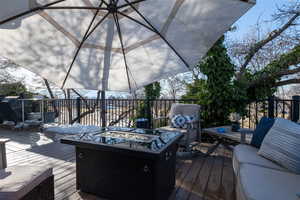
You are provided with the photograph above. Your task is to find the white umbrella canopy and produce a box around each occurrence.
[0,0,255,92]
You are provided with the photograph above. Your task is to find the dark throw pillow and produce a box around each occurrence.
[250,117,275,148]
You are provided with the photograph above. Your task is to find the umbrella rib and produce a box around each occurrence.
[112,12,134,92]
[61,4,108,89]
[101,0,109,6]
[85,13,110,39]
[117,0,146,9]
[117,11,155,34]
[44,6,108,10]
[0,0,66,26]
[123,0,191,70]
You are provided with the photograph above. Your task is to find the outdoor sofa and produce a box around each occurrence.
[0,140,54,200]
[0,166,54,200]
[233,117,300,200]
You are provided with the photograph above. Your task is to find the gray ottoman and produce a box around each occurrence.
[0,166,54,200]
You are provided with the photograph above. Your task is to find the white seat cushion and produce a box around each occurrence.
[233,144,286,175]
[0,165,53,200]
[237,164,300,200]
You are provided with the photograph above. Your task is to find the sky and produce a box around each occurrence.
[227,0,293,40]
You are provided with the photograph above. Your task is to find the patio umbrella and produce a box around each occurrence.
[0,0,255,92]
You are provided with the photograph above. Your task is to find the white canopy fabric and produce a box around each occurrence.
[0,0,255,92]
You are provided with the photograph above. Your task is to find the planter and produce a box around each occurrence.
[231,122,240,132]
[136,118,150,129]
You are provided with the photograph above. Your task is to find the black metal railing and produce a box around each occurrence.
[42,98,198,128]
[16,96,300,129]
[241,96,300,129]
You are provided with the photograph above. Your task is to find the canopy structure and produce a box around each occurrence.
[0,0,255,92]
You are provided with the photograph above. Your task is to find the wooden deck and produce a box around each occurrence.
[0,129,236,200]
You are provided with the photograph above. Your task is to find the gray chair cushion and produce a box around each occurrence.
[0,165,53,200]
[169,103,201,118]
[237,163,300,200]
[258,118,300,174]
[233,144,286,175]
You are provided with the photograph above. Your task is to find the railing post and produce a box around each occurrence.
[76,97,81,123]
[22,99,25,123]
[41,100,44,123]
[67,89,72,124]
[146,99,152,129]
[268,96,275,118]
[292,95,300,122]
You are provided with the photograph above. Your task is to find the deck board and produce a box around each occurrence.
[174,157,205,200]
[188,156,215,200]
[204,148,225,200]
[1,129,236,200]
[220,152,236,200]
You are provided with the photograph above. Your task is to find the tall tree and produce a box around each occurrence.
[162,76,185,99]
[183,2,300,126]
[144,82,161,100]
[232,2,300,94]
[0,82,34,97]
[136,82,161,127]
[183,36,237,126]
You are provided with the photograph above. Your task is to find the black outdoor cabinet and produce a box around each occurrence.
[61,128,182,200]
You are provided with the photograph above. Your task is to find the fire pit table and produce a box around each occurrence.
[60,127,182,200]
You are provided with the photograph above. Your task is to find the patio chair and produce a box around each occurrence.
[157,103,201,152]
[0,102,19,125]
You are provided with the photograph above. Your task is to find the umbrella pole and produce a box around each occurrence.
[44,79,59,118]
[100,91,106,127]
